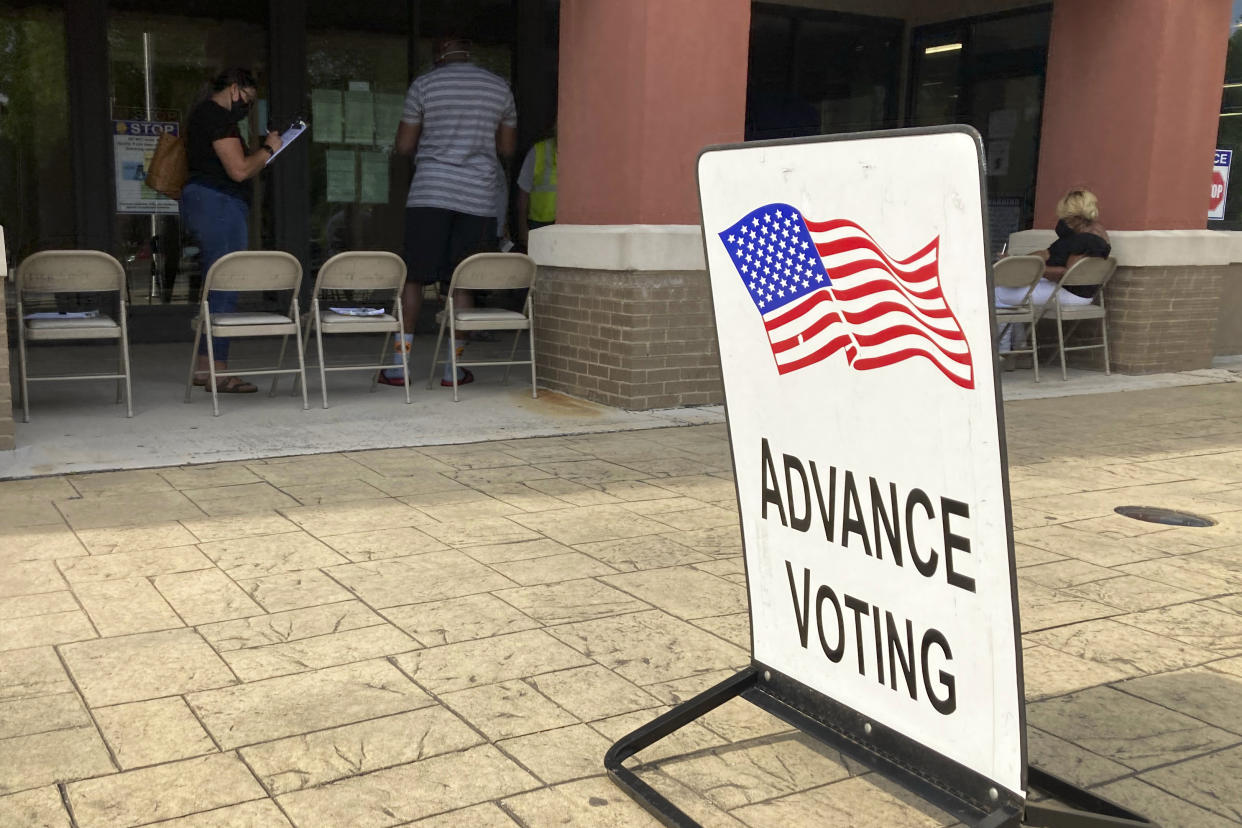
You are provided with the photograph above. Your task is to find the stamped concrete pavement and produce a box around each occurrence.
[2,383,1241,827]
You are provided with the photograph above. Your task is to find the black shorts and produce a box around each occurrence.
[404,207,498,284]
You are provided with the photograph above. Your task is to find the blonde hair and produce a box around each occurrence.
[1055,189,1100,225]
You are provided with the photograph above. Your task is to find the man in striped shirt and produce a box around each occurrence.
[383,36,517,387]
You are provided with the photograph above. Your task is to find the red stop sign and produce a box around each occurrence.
[1211,170,1228,211]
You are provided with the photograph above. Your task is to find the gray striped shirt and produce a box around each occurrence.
[403,63,517,216]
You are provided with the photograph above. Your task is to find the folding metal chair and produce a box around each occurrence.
[1050,256,1118,381]
[15,250,133,422]
[993,255,1047,382]
[295,251,411,408]
[183,251,308,416]
[427,252,538,402]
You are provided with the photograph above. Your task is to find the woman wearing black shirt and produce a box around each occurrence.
[994,189,1107,351]
[182,68,282,393]
[1039,190,1112,299]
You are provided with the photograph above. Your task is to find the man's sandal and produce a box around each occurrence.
[441,368,474,387]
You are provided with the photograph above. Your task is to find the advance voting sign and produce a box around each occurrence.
[698,127,1025,797]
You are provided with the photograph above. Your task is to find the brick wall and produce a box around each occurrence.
[1214,264,1242,355]
[0,282,14,450]
[1104,264,1227,374]
[533,267,723,410]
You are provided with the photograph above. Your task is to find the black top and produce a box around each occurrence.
[186,99,251,203]
[1048,219,1110,298]
[1046,219,1110,267]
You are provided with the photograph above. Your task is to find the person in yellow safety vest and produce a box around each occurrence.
[516,126,556,249]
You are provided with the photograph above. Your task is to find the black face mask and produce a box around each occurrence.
[230,98,251,122]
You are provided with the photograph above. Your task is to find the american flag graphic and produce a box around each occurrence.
[718,203,974,389]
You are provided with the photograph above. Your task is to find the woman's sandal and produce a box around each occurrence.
[206,377,258,394]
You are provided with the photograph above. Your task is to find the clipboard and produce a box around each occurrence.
[265,120,308,165]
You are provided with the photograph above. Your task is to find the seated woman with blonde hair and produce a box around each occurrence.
[996,188,1109,350]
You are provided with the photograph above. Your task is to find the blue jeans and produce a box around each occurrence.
[181,181,248,360]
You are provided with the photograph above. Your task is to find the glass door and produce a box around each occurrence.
[108,8,268,307]
[909,7,1051,253]
[304,0,516,271]
[306,2,411,275]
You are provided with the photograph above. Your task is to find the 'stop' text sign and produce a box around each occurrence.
[698,128,1024,796]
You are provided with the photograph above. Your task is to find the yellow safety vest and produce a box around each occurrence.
[529,138,557,223]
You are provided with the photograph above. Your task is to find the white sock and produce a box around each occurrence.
[385,334,412,378]
[443,339,466,382]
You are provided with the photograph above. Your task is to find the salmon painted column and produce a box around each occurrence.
[1034,0,1231,229]
[556,0,750,224]
[528,0,751,409]
[1022,0,1241,375]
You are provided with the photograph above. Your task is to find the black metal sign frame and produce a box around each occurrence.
[604,126,1156,828]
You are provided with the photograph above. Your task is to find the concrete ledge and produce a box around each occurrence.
[529,224,706,272]
[1008,228,1242,267]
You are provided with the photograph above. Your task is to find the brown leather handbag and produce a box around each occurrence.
[145,130,187,200]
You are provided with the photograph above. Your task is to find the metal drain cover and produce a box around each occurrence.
[1114,506,1216,527]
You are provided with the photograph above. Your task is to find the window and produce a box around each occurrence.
[0,4,73,260]
[745,5,902,142]
[1212,0,1242,228]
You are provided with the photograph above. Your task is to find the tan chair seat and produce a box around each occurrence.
[26,315,118,329]
[1055,303,1106,320]
[25,314,121,341]
[995,307,1033,320]
[453,308,531,330]
[319,310,397,325]
[211,312,295,326]
[456,308,527,322]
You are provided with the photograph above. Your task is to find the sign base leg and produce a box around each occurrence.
[605,669,1156,828]
[1024,767,1157,827]
[604,667,759,828]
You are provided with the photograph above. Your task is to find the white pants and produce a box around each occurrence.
[995,279,1093,351]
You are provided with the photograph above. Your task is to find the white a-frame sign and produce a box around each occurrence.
[604,127,1154,828]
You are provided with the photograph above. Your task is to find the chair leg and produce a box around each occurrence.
[393,297,412,404]
[270,335,290,397]
[294,318,309,411]
[17,323,30,423]
[503,330,521,384]
[292,316,312,397]
[372,332,392,392]
[315,319,328,409]
[1056,307,1068,381]
[1100,316,1111,376]
[449,319,460,403]
[120,334,134,418]
[205,325,221,416]
[426,313,448,390]
[528,327,537,399]
[1029,317,1040,384]
[115,346,123,405]
[185,318,203,403]
[399,332,412,405]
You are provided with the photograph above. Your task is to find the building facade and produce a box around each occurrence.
[1,0,1239,446]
